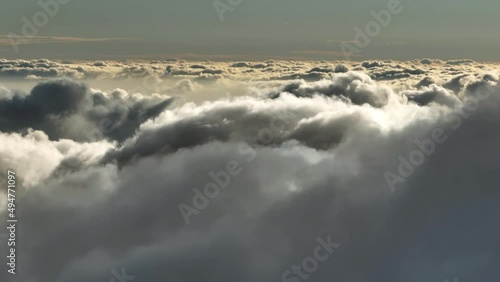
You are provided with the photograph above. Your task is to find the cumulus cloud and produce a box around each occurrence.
[0,79,173,142]
[404,84,461,107]
[0,58,80,78]
[1,60,500,282]
[0,58,493,88]
[0,129,112,189]
[269,72,392,108]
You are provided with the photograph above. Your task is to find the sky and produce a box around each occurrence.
[0,0,499,60]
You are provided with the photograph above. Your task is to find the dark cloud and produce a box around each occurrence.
[0,79,173,142]
[415,77,436,88]
[371,68,426,81]
[446,59,475,65]
[443,74,469,94]
[231,62,270,69]
[308,66,334,73]
[190,64,207,69]
[404,85,460,107]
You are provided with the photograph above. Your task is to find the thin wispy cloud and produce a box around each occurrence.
[0,35,135,47]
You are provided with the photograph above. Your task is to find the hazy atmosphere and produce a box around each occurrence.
[0,1,499,282]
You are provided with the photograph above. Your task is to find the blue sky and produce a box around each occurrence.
[0,0,499,60]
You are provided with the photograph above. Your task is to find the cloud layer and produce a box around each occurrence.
[0,59,499,282]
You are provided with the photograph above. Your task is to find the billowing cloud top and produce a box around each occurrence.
[0,58,499,282]
[0,58,496,83]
